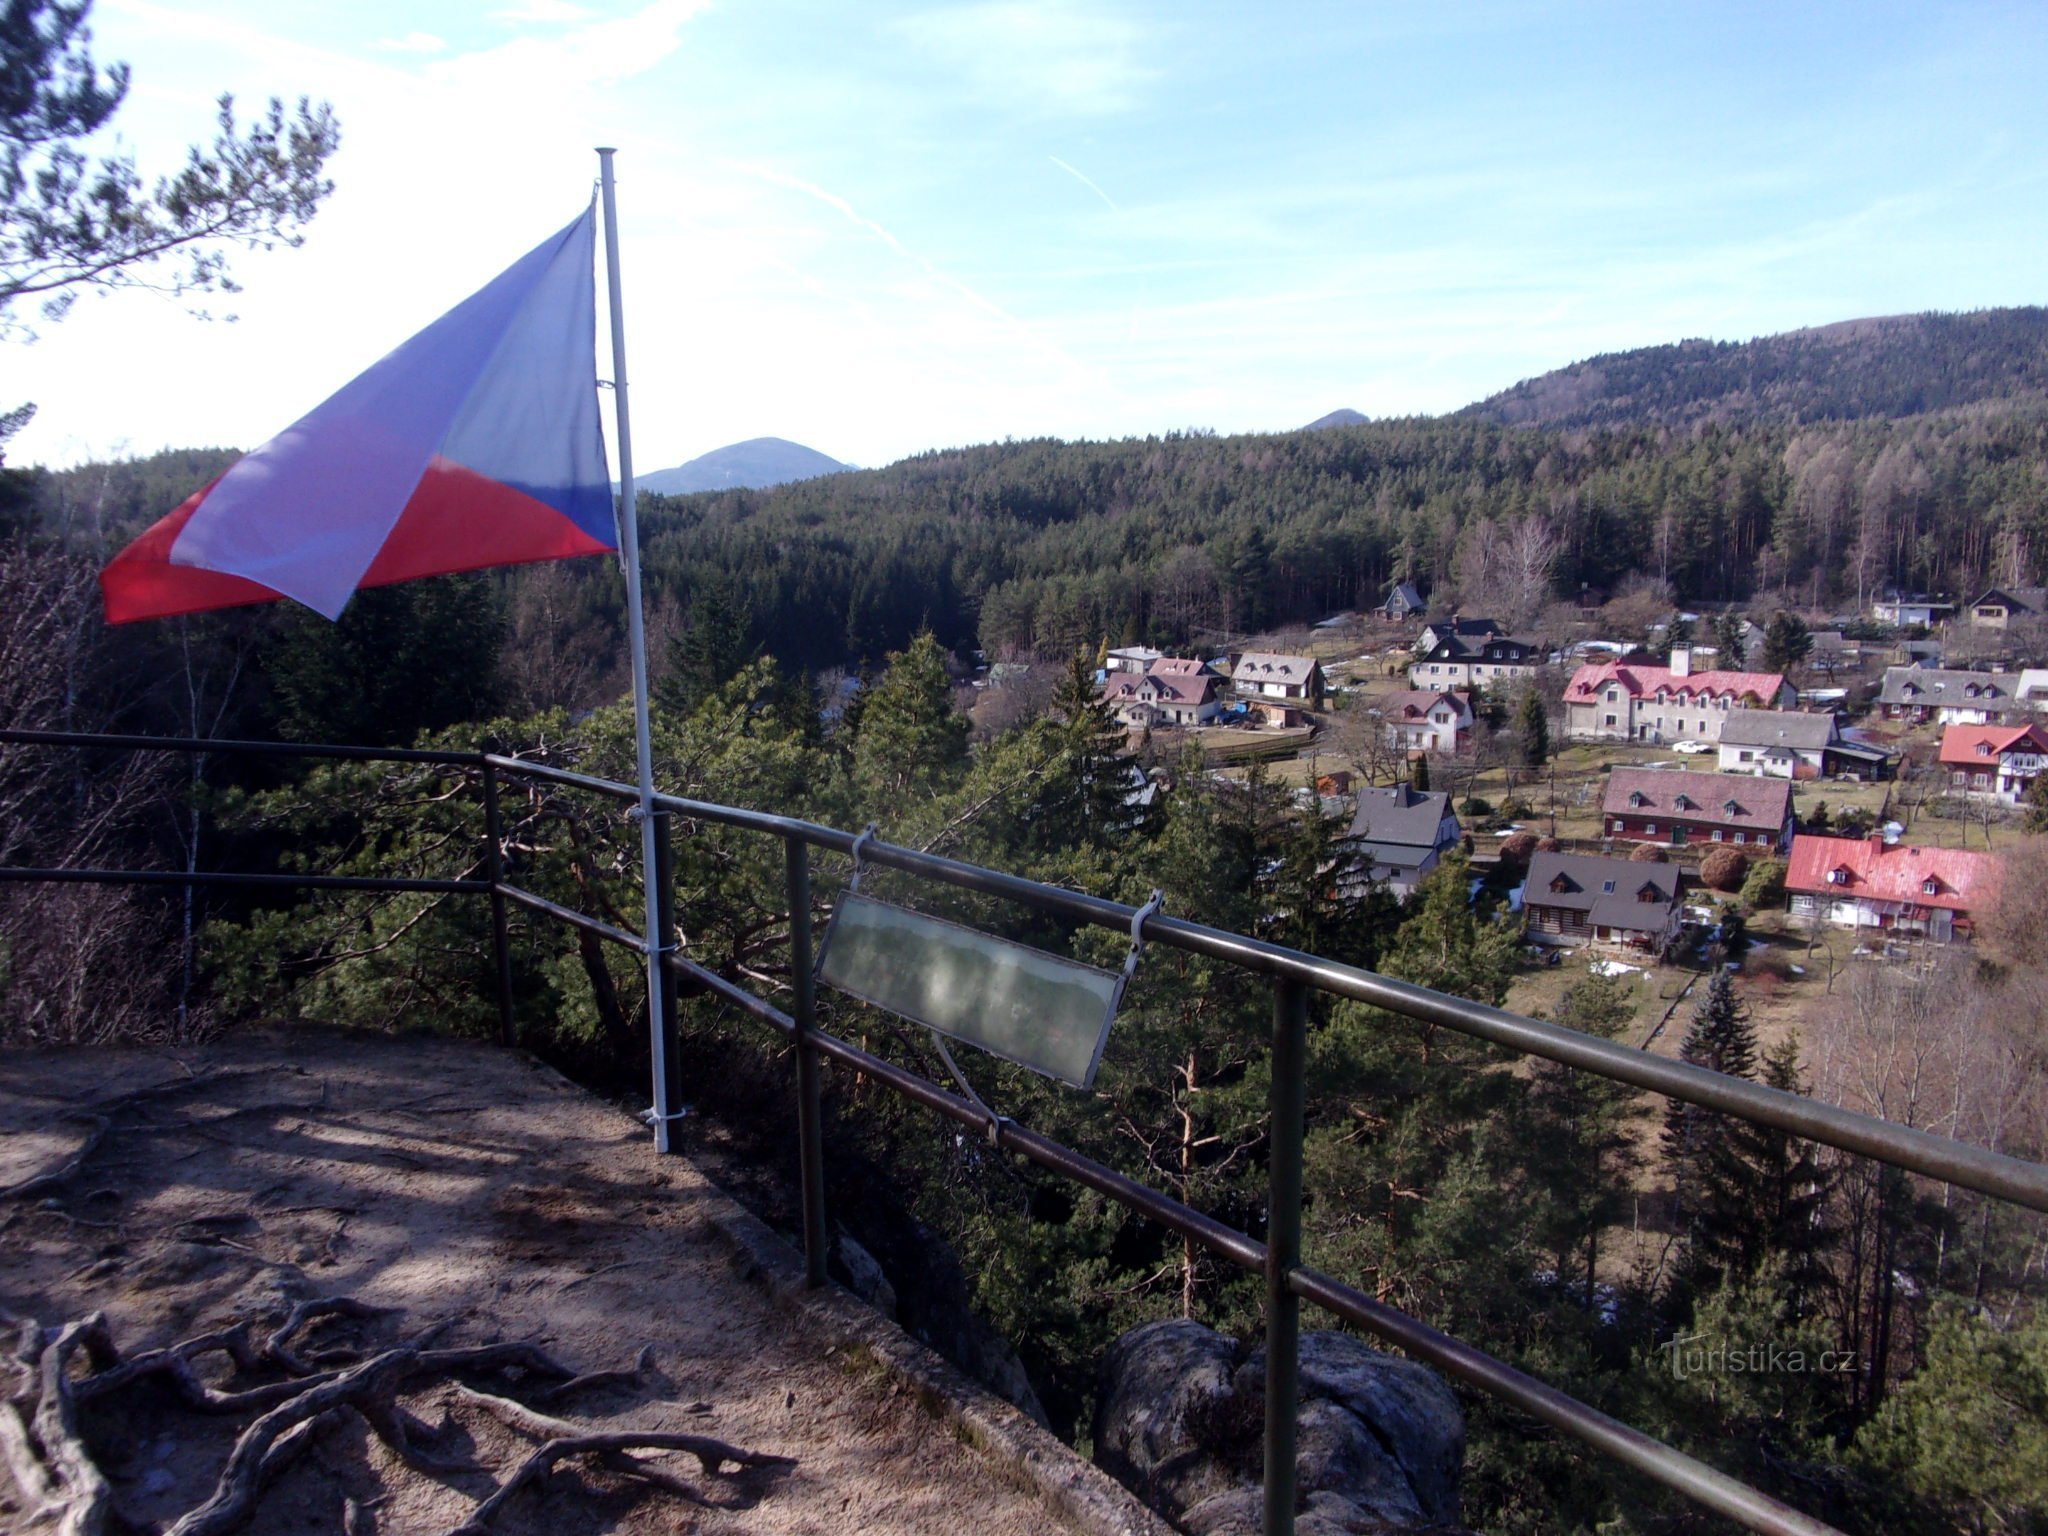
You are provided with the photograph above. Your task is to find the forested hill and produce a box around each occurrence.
[1461,307,2048,431]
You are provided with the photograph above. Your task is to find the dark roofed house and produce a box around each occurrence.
[1341,783,1461,897]
[1875,667,2020,725]
[1601,768,1793,852]
[1524,850,1683,954]
[1967,586,2048,630]
[1715,709,1838,779]
[1380,581,1427,620]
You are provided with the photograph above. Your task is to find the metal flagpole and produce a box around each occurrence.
[596,147,680,1153]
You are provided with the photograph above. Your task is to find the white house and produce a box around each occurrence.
[1715,709,1837,779]
[1376,690,1472,755]
[1101,671,1223,728]
[1230,653,1325,705]
[1562,648,1794,744]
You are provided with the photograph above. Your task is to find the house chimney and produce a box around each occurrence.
[1670,645,1692,678]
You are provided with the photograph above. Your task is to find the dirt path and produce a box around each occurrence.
[0,1026,1117,1536]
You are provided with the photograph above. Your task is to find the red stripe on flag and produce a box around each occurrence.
[99,458,615,624]
[360,456,613,587]
[99,478,287,624]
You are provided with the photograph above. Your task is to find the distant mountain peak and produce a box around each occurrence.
[1302,407,1368,430]
[636,436,849,496]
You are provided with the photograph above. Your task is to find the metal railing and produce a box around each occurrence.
[5,727,2046,1536]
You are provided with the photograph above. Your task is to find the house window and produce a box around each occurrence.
[1733,832,1746,844]
[1604,714,1617,726]
[1712,829,1724,841]
[1644,822,1657,835]
[1922,878,1940,895]
[1610,818,1623,833]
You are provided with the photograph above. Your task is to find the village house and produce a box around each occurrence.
[1938,722,2048,805]
[1875,666,2023,725]
[1522,849,1684,954]
[1104,646,1164,674]
[1871,592,1957,628]
[2014,669,2048,709]
[1785,834,1999,943]
[1379,581,1427,621]
[1966,586,2047,629]
[1376,689,1472,755]
[1562,647,1793,744]
[1408,618,1541,692]
[1229,652,1325,706]
[1715,709,1837,779]
[1100,669,1224,729]
[1341,783,1461,897]
[1601,767,1794,851]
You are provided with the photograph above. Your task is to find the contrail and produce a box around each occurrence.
[1048,155,1118,212]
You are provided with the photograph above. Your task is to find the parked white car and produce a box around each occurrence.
[1672,739,1713,754]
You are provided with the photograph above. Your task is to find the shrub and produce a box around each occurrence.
[1535,835,1563,852]
[1498,830,1539,867]
[1740,856,1788,910]
[1500,797,1535,820]
[1629,842,1670,862]
[1699,845,1750,891]
[1460,795,1494,817]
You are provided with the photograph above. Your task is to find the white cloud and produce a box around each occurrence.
[490,0,597,23]
[893,1,1156,115]
[375,32,446,55]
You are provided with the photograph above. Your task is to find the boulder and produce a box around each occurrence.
[1094,1319,1465,1534]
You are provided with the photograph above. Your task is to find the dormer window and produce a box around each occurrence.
[1550,875,1574,893]
[1722,799,1740,816]
[1629,791,1647,808]
[1827,867,1851,885]
[1637,883,1661,902]
[1922,877,1942,896]
[1674,794,1694,811]
[1979,742,1993,756]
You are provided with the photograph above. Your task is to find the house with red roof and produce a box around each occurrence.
[1564,647,1793,744]
[1101,669,1223,729]
[1938,722,2048,805]
[1785,834,2001,943]
[1600,768,1794,851]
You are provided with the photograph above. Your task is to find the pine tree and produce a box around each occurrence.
[1043,646,1142,845]
[1661,968,1767,1296]
[657,573,754,718]
[851,632,968,804]
[1526,973,1646,1309]
[1753,1034,1833,1314]
[1762,612,1812,674]
[1411,754,1430,792]
[1715,609,1748,667]
[1515,685,1550,770]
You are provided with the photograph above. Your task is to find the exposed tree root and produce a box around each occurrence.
[0,1306,792,1536]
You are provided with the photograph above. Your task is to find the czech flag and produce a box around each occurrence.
[101,207,615,624]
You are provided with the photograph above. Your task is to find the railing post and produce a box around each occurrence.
[649,809,685,1154]
[481,759,516,1047]
[1265,976,1308,1536]
[786,837,829,1288]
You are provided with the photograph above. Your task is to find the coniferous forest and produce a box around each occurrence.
[4,310,2048,1534]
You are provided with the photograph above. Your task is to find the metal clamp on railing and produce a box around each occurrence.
[846,823,877,893]
[1119,889,1165,992]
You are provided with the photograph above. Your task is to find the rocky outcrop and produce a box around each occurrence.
[1094,1319,1466,1534]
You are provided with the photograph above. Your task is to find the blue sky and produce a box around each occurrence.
[11,0,2048,473]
